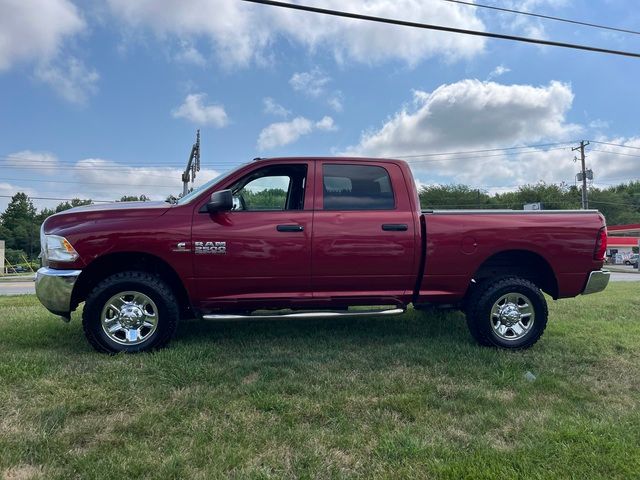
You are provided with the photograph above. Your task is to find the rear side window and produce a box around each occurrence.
[322,164,395,210]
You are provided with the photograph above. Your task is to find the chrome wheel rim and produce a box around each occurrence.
[100,291,158,346]
[490,293,535,341]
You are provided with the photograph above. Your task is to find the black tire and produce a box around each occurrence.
[82,271,179,353]
[465,276,548,349]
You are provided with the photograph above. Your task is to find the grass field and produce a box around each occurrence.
[1,285,639,479]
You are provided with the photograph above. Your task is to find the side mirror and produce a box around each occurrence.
[206,189,233,213]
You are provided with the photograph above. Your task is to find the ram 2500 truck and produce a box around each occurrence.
[36,157,609,353]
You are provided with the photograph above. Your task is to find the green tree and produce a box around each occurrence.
[54,198,92,213]
[242,188,288,210]
[118,195,149,202]
[37,198,93,230]
[419,185,492,209]
[493,183,580,210]
[0,193,39,258]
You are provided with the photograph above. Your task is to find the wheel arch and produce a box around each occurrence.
[472,249,559,299]
[71,252,192,318]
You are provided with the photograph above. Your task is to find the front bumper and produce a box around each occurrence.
[35,267,82,319]
[582,269,610,295]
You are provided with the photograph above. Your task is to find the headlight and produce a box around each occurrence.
[43,235,79,262]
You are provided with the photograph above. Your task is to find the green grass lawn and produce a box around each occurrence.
[1,285,639,479]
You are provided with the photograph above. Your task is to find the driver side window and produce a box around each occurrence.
[230,164,307,211]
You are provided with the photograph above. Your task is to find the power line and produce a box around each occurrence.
[405,146,571,164]
[589,199,640,207]
[394,141,575,158]
[0,194,111,203]
[594,176,640,184]
[241,0,640,59]
[590,148,640,159]
[0,157,239,168]
[0,177,179,188]
[442,0,640,36]
[590,141,640,151]
[0,142,576,172]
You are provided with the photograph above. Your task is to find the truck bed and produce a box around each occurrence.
[417,209,606,303]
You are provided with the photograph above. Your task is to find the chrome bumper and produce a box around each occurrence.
[582,269,610,295]
[35,267,82,319]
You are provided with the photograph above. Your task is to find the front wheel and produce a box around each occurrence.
[465,277,548,349]
[82,271,179,353]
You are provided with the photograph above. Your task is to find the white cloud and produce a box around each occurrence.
[174,41,206,66]
[5,151,59,176]
[263,97,291,118]
[0,0,85,71]
[69,158,221,201]
[328,93,344,113]
[172,93,228,127]
[106,0,486,67]
[316,116,337,131]
[346,79,583,187]
[348,80,579,157]
[0,154,223,210]
[589,119,610,130]
[257,115,337,150]
[290,68,331,97]
[493,0,569,40]
[35,57,99,105]
[584,137,640,186]
[488,65,510,80]
[106,0,270,68]
[258,117,313,151]
[290,69,345,112]
[0,183,38,211]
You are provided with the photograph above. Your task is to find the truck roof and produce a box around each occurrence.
[253,156,407,164]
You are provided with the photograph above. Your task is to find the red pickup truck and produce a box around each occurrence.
[36,157,609,353]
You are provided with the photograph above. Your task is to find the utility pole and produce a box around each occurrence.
[572,140,590,209]
[182,129,201,197]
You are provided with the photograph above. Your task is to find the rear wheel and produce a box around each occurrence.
[82,271,178,353]
[465,277,548,349]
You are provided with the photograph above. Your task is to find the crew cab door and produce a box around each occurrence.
[311,161,418,299]
[192,162,314,308]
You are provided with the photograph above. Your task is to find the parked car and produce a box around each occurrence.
[624,254,639,266]
[36,157,609,353]
[6,266,26,274]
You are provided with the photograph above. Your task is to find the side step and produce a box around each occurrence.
[202,308,405,321]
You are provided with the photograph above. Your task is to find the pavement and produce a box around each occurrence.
[0,270,637,296]
[609,271,640,282]
[0,281,36,295]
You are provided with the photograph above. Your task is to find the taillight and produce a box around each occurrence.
[594,226,607,261]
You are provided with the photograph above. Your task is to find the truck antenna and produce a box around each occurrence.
[181,129,201,197]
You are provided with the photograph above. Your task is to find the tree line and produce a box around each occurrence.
[419,181,640,226]
[0,193,148,269]
[1,181,639,267]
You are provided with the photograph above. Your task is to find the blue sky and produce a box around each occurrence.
[2,0,640,209]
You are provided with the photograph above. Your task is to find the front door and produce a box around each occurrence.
[192,162,314,309]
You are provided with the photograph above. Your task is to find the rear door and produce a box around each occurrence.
[311,161,417,299]
[192,161,314,308]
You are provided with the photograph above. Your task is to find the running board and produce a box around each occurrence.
[202,308,405,321]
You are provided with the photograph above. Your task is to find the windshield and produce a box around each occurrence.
[175,163,249,205]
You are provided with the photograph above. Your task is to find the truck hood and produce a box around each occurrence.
[43,201,172,234]
[62,201,170,214]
